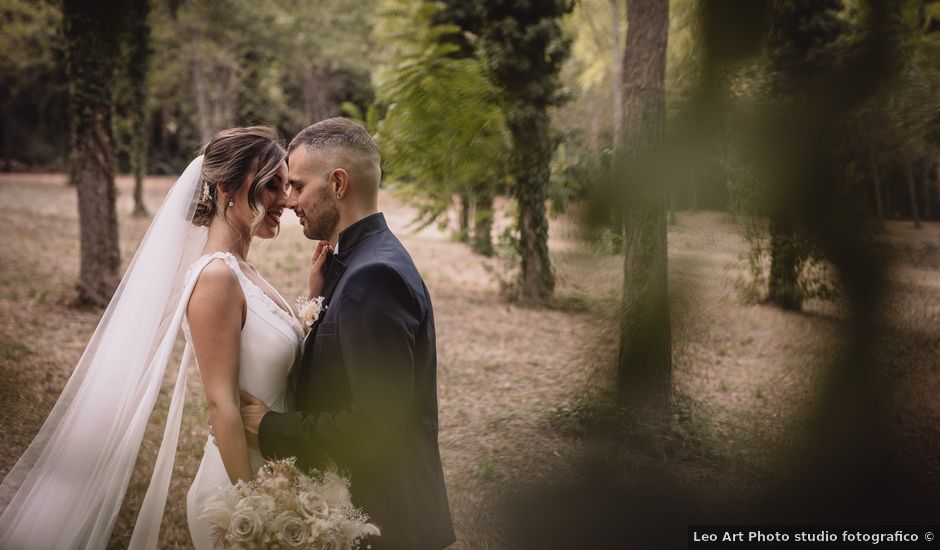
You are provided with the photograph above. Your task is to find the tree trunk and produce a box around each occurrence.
[923,165,933,221]
[191,54,213,143]
[128,0,150,217]
[303,65,332,123]
[920,158,933,221]
[610,0,625,151]
[867,143,884,225]
[457,193,470,242]
[936,156,940,221]
[1,100,10,172]
[509,108,554,302]
[236,47,262,124]
[618,0,671,416]
[906,157,921,228]
[767,215,803,310]
[63,0,125,306]
[472,187,495,256]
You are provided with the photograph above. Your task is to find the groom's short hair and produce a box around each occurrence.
[288,117,379,161]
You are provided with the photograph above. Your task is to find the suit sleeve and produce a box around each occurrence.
[258,262,420,467]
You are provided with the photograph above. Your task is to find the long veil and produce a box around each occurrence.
[0,156,210,549]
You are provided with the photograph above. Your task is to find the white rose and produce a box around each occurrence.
[298,491,330,520]
[227,508,262,543]
[317,534,344,550]
[273,511,309,549]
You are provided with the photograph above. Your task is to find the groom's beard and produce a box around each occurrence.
[303,186,340,241]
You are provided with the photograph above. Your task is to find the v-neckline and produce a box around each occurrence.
[197,252,301,335]
[238,261,293,317]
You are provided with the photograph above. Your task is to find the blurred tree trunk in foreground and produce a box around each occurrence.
[617,0,672,415]
[63,0,126,306]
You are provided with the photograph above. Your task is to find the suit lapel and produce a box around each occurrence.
[320,252,347,307]
[291,214,386,401]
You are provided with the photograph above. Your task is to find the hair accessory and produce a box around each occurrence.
[201,182,210,202]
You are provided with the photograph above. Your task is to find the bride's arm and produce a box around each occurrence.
[187,261,253,484]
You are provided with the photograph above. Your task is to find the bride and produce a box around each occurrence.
[0,126,328,549]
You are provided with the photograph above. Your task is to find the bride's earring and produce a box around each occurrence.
[228,200,234,207]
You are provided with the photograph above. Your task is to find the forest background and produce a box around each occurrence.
[1,0,939,548]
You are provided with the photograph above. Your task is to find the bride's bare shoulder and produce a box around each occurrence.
[188,258,245,318]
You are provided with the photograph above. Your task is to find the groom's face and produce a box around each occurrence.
[286,146,340,241]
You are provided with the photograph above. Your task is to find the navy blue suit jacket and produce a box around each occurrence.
[259,213,455,550]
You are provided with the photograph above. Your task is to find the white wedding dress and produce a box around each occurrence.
[183,252,303,550]
[0,156,309,549]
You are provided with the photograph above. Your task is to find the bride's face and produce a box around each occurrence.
[225,160,289,240]
[253,161,289,240]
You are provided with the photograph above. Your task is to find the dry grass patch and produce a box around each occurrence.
[0,175,937,548]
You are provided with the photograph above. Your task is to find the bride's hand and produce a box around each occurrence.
[308,240,332,298]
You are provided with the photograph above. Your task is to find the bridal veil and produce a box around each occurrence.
[0,156,209,548]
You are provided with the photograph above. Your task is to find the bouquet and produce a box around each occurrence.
[200,458,380,549]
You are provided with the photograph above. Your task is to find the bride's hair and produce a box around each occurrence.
[193,126,286,234]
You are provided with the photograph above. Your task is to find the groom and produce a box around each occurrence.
[239,118,455,550]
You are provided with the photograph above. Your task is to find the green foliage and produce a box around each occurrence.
[0,0,66,167]
[142,0,377,171]
[374,0,510,231]
[0,0,60,90]
[469,0,573,112]
[866,0,940,156]
[2,0,381,171]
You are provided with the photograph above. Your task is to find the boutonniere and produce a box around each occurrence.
[295,296,326,332]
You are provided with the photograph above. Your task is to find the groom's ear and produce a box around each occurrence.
[331,168,350,200]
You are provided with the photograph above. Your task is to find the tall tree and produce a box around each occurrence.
[63,0,127,306]
[617,0,671,413]
[474,0,573,301]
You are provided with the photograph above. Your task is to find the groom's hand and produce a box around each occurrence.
[239,390,270,450]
